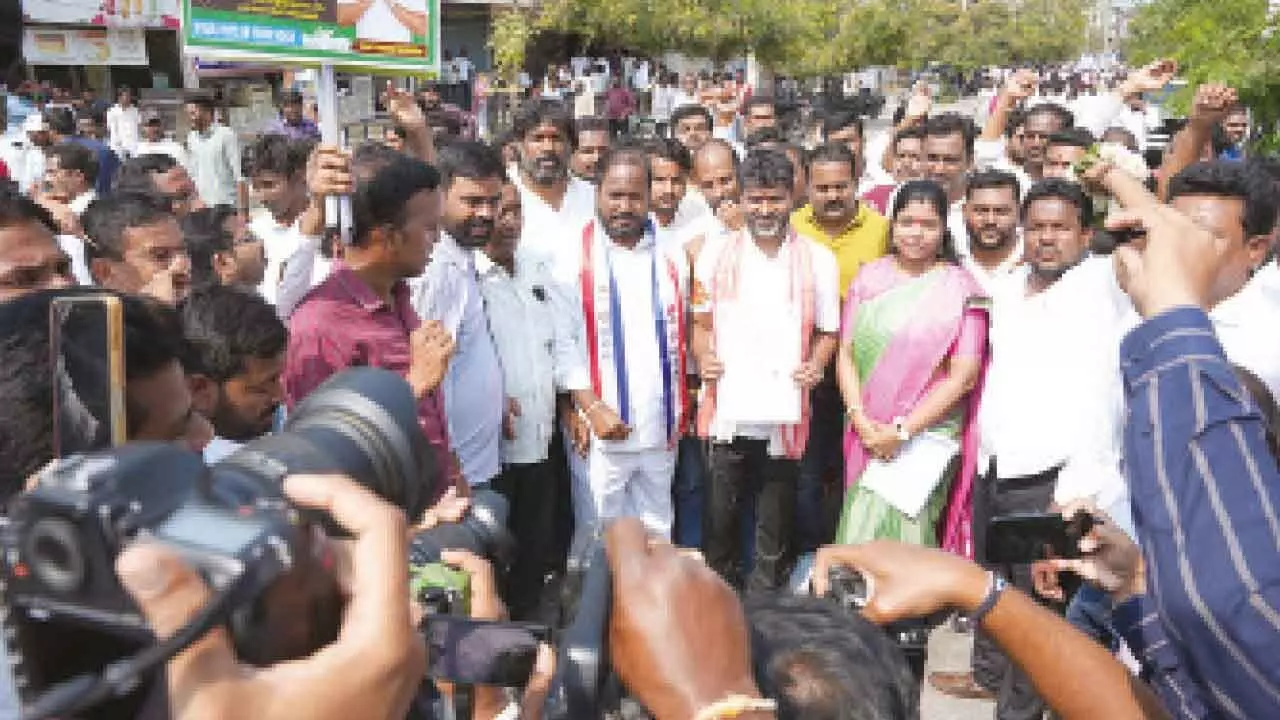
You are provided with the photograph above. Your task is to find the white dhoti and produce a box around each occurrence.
[564,425,676,540]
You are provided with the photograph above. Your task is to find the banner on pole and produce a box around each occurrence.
[182,0,440,73]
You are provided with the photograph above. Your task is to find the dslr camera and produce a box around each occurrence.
[0,367,510,718]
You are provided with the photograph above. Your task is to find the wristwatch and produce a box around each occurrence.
[892,417,911,442]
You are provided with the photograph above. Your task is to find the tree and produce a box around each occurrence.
[1126,0,1280,146]
[489,5,536,83]
[514,0,1089,78]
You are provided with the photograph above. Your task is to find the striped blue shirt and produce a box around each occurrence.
[1120,307,1280,718]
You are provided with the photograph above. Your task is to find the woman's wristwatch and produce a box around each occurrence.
[892,416,911,442]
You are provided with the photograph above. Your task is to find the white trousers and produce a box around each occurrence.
[564,431,676,540]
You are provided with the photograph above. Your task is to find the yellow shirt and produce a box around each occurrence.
[791,203,890,297]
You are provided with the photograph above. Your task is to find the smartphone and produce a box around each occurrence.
[49,294,126,457]
[986,512,1096,565]
[424,616,551,687]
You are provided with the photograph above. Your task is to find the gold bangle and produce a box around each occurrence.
[692,695,778,720]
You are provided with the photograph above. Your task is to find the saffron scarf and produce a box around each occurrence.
[696,229,816,459]
[579,220,688,445]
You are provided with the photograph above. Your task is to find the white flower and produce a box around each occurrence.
[1096,142,1150,180]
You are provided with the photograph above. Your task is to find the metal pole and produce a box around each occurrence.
[316,64,352,245]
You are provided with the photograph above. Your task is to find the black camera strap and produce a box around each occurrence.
[22,572,249,720]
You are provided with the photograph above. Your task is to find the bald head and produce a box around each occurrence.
[693,140,742,210]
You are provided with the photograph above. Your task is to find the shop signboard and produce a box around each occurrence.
[22,0,181,29]
[182,0,440,74]
[23,27,150,66]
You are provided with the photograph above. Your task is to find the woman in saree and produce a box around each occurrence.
[835,180,989,556]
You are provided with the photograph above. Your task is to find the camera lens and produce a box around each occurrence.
[409,489,512,566]
[25,517,85,595]
[213,367,437,523]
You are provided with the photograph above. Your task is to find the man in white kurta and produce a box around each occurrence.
[552,150,688,540]
[692,149,841,592]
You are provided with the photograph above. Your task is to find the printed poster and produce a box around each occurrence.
[22,0,181,28]
[24,27,150,66]
[183,0,440,73]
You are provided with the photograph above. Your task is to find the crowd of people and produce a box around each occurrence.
[0,54,1277,720]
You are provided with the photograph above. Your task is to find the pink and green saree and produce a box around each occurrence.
[835,257,989,557]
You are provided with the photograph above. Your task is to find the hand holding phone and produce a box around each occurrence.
[424,616,551,687]
[986,512,1097,566]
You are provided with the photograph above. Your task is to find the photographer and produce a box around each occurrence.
[0,288,212,499]
[113,473,427,720]
[0,288,212,717]
[179,284,287,463]
[811,542,1167,719]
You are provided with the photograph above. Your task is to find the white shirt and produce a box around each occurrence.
[454,57,473,82]
[106,104,140,156]
[972,139,1035,197]
[203,436,242,465]
[411,233,505,486]
[251,212,304,307]
[693,232,841,456]
[1117,105,1161,150]
[671,91,699,110]
[186,123,241,207]
[475,249,587,465]
[275,232,332,320]
[960,235,1025,297]
[994,255,1280,535]
[652,211,701,258]
[134,138,188,167]
[651,86,675,122]
[980,258,1131,529]
[551,225,683,452]
[511,172,596,270]
[1210,262,1280,400]
[69,190,96,216]
[5,138,45,195]
[57,234,93,286]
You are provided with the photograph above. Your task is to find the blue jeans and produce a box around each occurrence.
[1066,583,1119,650]
[673,435,707,548]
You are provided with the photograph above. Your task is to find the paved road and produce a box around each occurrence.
[923,625,996,719]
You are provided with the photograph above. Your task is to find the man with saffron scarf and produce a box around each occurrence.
[553,144,689,540]
[693,149,841,592]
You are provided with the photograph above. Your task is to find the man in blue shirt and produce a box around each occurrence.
[1107,191,1280,718]
[45,107,119,195]
[265,90,321,142]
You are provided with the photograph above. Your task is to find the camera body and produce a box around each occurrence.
[0,444,340,706]
[0,367,429,713]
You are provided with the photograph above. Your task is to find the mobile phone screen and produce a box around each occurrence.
[50,295,126,456]
[986,512,1094,565]
[424,617,549,687]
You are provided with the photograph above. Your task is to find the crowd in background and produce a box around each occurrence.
[0,53,1276,720]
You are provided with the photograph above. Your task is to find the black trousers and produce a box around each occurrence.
[795,367,845,555]
[491,459,558,620]
[971,460,1061,720]
[704,438,798,592]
